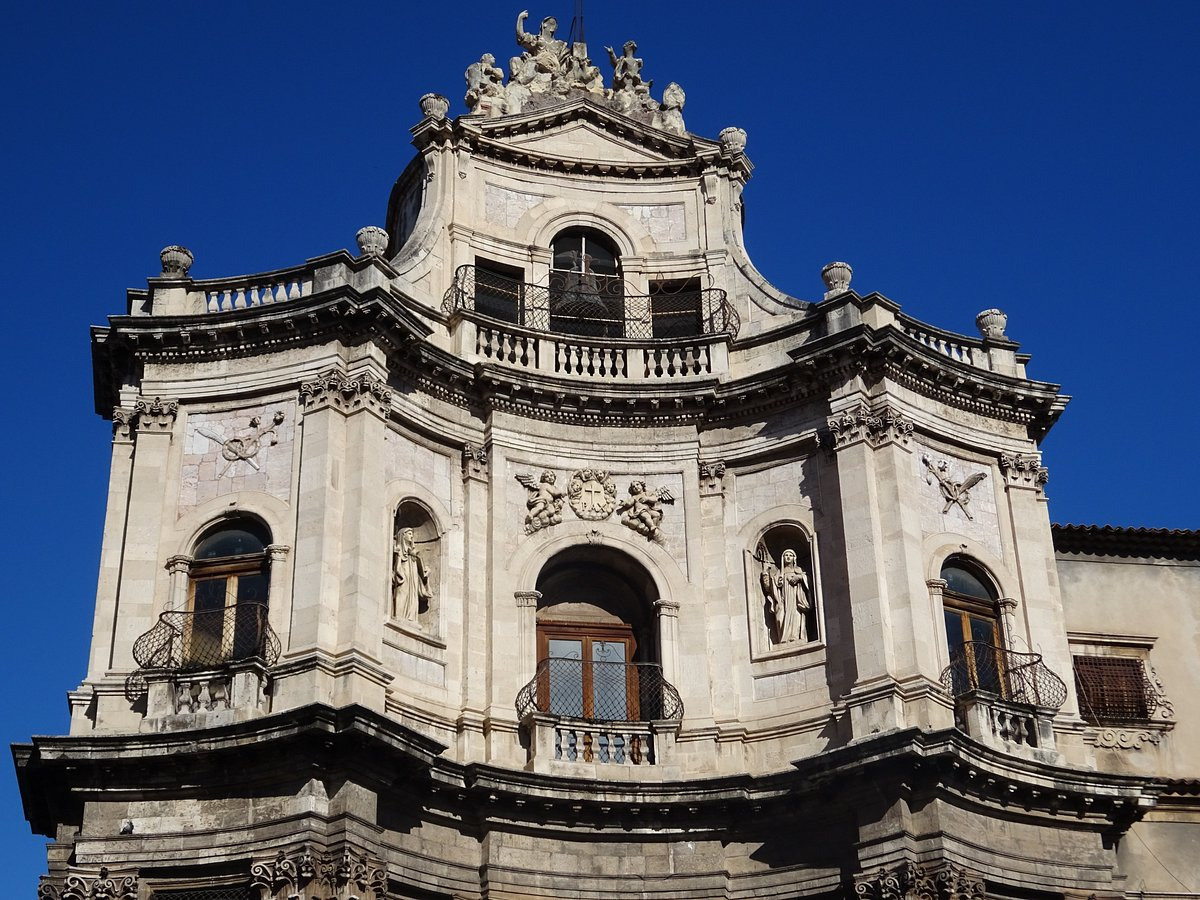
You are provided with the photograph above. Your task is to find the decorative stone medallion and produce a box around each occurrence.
[567,468,617,520]
[196,411,286,477]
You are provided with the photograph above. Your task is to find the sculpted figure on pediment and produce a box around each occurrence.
[652,82,686,135]
[516,10,568,89]
[465,53,507,116]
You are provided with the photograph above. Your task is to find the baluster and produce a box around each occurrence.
[582,731,594,763]
[614,733,626,764]
[206,293,219,313]
[630,734,642,765]
[231,288,245,309]
[598,732,610,763]
[567,729,578,762]
[287,281,301,300]
[554,728,562,760]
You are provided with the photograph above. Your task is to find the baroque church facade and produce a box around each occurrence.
[15,12,1200,900]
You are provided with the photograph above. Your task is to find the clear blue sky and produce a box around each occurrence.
[3,1,1198,886]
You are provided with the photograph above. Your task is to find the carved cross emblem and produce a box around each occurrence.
[197,411,286,477]
[567,468,617,521]
[922,454,987,519]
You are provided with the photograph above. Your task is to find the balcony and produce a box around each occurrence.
[441,266,737,384]
[127,603,281,727]
[516,659,683,768]
[939,642,1067,760]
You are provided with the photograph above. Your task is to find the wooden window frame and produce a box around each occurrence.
[536,621,639,722]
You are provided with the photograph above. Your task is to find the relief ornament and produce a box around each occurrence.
[567,468,617,520]
[196,411,286,477]
[617,480,674,543]
[516,470,567,533]
[922,454,987,520]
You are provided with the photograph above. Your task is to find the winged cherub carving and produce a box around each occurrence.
[922,455,987,520]
[617,480,675,543]
[515,470,566,534]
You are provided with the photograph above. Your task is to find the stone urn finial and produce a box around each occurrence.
[356,226,389,258]
[159,245,194,278]
[419,93,450,121]
[976,308,1009,341]
[719,126,748,154]
[821,261,853,298]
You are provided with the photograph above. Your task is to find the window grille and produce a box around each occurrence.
[1073,655,1158,725]
[151,887,254,900]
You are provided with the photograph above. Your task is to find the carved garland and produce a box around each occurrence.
[250,846,388,900]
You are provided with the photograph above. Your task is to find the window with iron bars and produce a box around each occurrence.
[1073,654,1158,726]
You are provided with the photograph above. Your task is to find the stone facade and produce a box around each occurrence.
[14,13,1200,900]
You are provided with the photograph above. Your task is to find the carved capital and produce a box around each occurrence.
[299,369,392,417]
[999,452,1049,493]
[461,442,489,481]
[827,402,913,450]
[267,543,291,562]
[49,867,139,900]
[514,590,542,608]
[698,459,727,496]
[654,599,681,619]
[134,396,179,432]
[926,578,948,597]
[165,555,192,576]
[112,407,136,443]
[251,845,388,900]
[854,861,984,900]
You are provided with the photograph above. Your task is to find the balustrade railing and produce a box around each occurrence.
[897,313,985,368]
[188,266,313,313]
[939,642,1067,710]
[444,265,740,340]
[126,603,280,701]
[516,658,684,723]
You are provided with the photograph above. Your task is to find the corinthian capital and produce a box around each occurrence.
[299,369,392,417]
[827,402,913,450]
[133,396,179,432]
[999,452,1049,492]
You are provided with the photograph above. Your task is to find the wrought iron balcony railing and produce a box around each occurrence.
[939,642,1067,710]
[443,265,740,341]
[516,658,684,723]
[126,602,281,701]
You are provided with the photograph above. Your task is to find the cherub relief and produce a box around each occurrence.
[515,470,566,533]
[617,480,675,543]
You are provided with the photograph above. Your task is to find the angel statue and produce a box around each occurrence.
[617,480,675,543]
[755,541,813,645]
[515,470,566,534]
[392,527,432,621]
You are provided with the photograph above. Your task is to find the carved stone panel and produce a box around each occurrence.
[180,401,296,512]
[913,443,1001,558]
[567,468,617,520]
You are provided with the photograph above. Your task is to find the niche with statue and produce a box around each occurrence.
[746,523,820,654]
[391,500,440,631]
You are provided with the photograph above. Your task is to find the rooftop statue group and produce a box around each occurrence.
[463,10,686,135]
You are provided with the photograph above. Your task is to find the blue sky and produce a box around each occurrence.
[3,1,1198,885]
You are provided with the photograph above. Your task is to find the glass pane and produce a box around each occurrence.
[944,610,965,656]
[591,640,627,722]
[233,574,269,658]
[944,610,969,695]
[968,616,1003,694]
[547,639,583,718]
[941,564,994,600]
[195,525,267,560]
[188,579,228,666]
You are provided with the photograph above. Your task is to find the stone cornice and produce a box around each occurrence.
[13,705,1162,841]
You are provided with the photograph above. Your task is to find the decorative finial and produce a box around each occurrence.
[975,308,1009,341]
[821,261,853,298]
[719,127,747,154]
[159,245,193,278]
[419,92,450,120]
[356,226,389,257]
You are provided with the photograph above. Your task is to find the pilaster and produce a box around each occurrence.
[462,440,492,758]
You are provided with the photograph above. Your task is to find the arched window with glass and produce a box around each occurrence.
[548,227,624,338]
[941,557,1005,696]
[186,520,272,666]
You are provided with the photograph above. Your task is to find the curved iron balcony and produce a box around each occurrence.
[126,603,281,701]
[516,658,684,723]
[443,264,740,340]
[939,642,1067,710]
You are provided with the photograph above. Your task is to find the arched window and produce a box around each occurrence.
[548,227,624,337]
[941,557,1004,695]
[527,546,680,723]
[187,519,272,666]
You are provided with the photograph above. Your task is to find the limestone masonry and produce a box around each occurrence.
[14,11,1200,900]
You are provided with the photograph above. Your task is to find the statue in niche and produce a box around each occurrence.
[515,470,566,533]
[756,541,813,644]
[516,10,568,90]
[392,527,432,621]
[617,481,675,543]
[465,52,507,116]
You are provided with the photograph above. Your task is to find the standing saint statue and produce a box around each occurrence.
[757,542,812,644]
[392,527,432,621]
